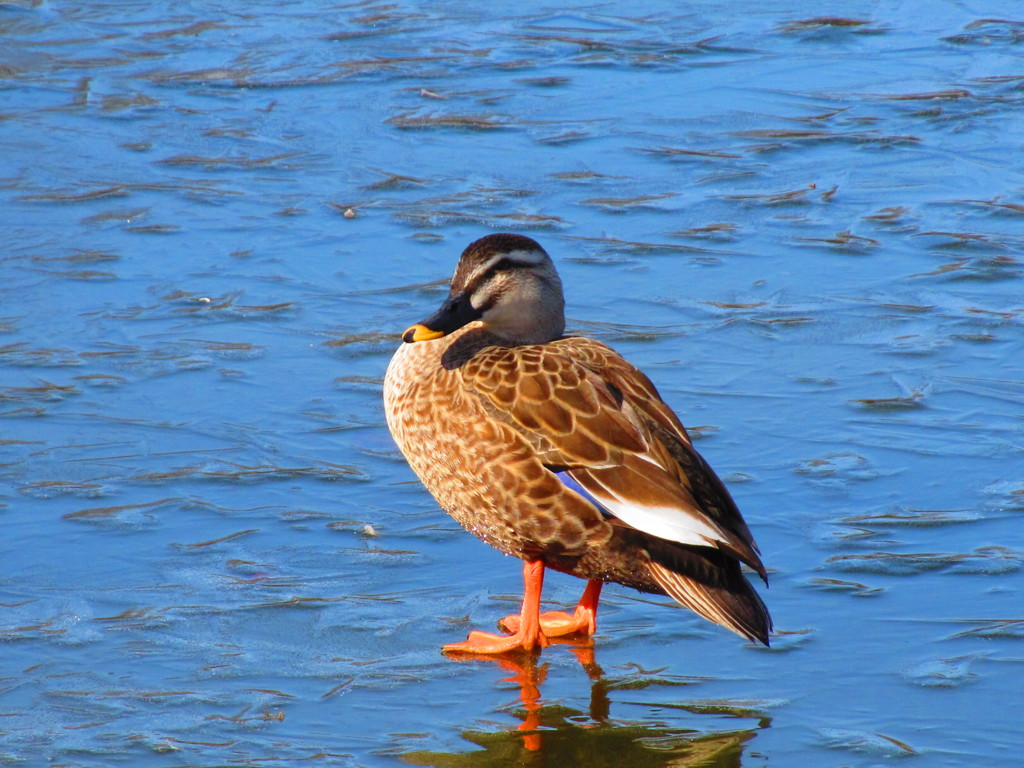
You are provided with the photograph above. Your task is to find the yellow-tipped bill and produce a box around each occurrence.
[401,290,482,344]
[403,324,447,343]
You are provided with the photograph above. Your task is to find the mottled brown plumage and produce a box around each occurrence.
[383,233,771,652]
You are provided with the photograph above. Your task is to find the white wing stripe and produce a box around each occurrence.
[582,481,730,549]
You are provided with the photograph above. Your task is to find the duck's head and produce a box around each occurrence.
[402,233,565,346]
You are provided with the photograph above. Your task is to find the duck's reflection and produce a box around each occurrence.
[496,653,545,752]
[401,639,763,767]
[487,640,612,753]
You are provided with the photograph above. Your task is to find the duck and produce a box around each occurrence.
[383,233,771,654]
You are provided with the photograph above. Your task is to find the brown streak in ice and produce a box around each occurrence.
[186,529,260,548]
[63,497,182,520]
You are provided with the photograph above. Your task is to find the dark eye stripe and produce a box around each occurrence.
[489,257,522,273]
[462,257,524,294]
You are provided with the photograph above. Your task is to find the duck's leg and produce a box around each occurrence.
[500,579,603,638]
[443,560,551,654]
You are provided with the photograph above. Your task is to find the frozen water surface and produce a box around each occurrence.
[2,1,1023,765]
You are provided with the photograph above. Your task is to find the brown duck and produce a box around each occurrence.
[383,233,771,654]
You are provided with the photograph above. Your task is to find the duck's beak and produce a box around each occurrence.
[402,290,482,344]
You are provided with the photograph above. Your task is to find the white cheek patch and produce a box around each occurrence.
[479,288,541,329]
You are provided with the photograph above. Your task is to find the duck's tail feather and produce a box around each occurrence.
[646,545,772,646]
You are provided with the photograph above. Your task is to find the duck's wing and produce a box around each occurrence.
[459,338,765,580]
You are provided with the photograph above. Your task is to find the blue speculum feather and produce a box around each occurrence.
[555,471,614,519]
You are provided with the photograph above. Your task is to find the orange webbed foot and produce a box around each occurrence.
[443,628,550,655]
[442,565,602,655]
[498,606,596,638]
[499,579,602,638]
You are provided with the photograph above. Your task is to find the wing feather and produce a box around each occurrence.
[459,337,765,578]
